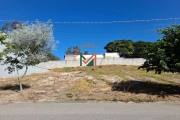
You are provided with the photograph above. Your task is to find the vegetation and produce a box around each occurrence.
[104,40,154,58]
[83,51,89,55]
[1,20,56,93]
[0,31,7,43]
[1,21,60,61]
[0,31,8,60]
[1,21,21,33]
[140,23,180,74]
[1,65,179,103]
[65,46,81,55]
[104,23,180,74]
[46,52,60,61]
[65,46,89,55]
[133,41,155,58]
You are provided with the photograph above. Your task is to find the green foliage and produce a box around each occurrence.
[66,46,73,55]
[66,92,73,98]
[46,52,60,61]
[104,40,154,58]
[104,42,116,52]
[1,20,56,93]
[0,31,8,60]
[99,65,102,68]
[84,51,89,55]
[140,23,180,74]
[65,46,81,55]
[133,41,155,58]
[104,40,134,57]
[0,31,7,43]
[63,67,72,72]
[1,21,22,33]
[3,20,55,73]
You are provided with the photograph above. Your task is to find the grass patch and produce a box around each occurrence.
[63,67,73,72]
[66,92,73,98]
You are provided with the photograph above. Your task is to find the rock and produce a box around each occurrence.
[34,90,46,94]
[101,87,111,92]
[56,86,67,92]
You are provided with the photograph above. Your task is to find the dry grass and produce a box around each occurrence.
[0,65,180,103]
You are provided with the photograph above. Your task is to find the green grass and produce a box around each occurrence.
[63,67,73,72]
[66,92,73,98]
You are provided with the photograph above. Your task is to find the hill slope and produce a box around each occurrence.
[0,65,180,103]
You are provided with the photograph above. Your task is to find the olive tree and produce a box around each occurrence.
[0,31,8,60]
[2,21,56,93]
[0,31,7,43]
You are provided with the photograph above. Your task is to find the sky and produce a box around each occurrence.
[0,0,180,60]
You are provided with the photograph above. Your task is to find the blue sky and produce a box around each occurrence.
[0,0,180,59]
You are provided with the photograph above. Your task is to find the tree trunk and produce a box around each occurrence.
[19,80,23,94]
[16,65,28,95]
[17,70,23,94]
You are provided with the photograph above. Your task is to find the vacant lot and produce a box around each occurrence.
[0,65,180,103]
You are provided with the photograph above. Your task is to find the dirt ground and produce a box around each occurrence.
[0,65,180,103]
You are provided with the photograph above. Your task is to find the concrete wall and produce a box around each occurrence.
[65,53,120,60]
[65,54,104,60]
[0,64,49,78]
[0,57,146,78]
[37,58,146,69]
[0,43,49,78]
[105,53,119,58]
[0,42,145,78]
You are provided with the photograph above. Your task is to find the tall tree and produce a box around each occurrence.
[1,22,59,61]
[1,21,22,33]
[84,51,89,55]
[133,41,155,58]
[104,42,116,52]
[73,46,81,55]
[1,21,56,93]
[104,40,134,57]
[65,46,81,55]
[47,52,60,61]
[65,46,73,55]
[140,23,180,74]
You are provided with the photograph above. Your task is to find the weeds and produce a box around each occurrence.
[1,65,180,103]
[66,92,73,98]
[63,67,73,72]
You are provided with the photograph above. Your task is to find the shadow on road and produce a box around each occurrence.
[0,84,30,91]
[112,80,180,98]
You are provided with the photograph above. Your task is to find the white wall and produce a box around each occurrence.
[65,53,120,60]
[0,43,49,78]
[1,43,145,78]
[105,52,119,58]
[0,57,146,78]
[37,58,146,69]
[65,54,104,60]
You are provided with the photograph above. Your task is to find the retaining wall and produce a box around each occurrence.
[0,58,146,78]
[37,58,146,69]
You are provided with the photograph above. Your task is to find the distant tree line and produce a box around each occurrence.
[64,23,180,74]
[104,23,180,74]
[65,46,89,55]
[104,40,154,58]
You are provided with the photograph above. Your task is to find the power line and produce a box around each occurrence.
[0,17,180,24]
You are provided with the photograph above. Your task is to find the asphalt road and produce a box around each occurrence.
[0,102,180,120]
